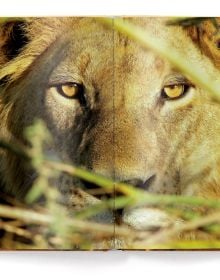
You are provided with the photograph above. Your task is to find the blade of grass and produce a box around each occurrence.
[98,17,220,102]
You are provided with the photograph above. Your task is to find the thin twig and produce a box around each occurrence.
[0,204,135,238]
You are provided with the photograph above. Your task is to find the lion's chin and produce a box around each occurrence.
[122,207,176,231]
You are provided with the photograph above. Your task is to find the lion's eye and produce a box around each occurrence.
[57,83,84,99]
[161,84,189,99]
[49,82,87,107]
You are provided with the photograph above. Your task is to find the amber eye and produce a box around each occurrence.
[57,82,84,99]
[161,84,189,99]
[50,82,87,107]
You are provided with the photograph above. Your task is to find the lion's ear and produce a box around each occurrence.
[0,20,29,64]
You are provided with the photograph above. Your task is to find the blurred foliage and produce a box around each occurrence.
[1,120,220,249]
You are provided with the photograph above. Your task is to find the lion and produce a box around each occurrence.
[1,17,220,249]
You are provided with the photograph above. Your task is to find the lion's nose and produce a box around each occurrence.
[122,175,156,191]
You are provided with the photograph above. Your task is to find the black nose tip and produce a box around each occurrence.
[122,175,156,191]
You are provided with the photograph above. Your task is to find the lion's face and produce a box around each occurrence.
[1,18,220,229]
